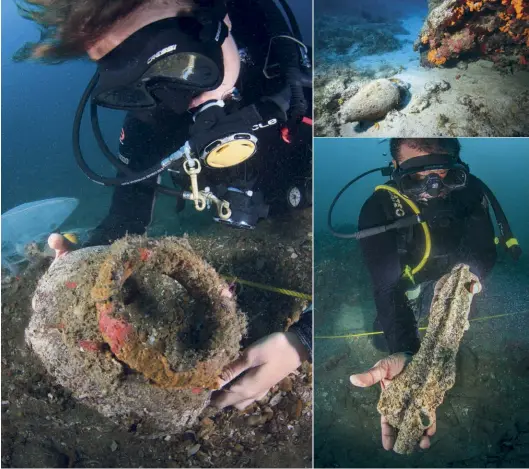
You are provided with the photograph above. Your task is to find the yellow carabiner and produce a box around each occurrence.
[219,201,232,220]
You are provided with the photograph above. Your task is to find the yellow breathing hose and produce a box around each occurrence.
[374,185,432,281]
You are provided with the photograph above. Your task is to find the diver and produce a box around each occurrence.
[16,0,312,243]
[327,138,521,451]
[20,0,312,415]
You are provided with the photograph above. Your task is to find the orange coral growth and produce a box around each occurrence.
[468,1,484,12]
[512,0,528,19]
[428,48,448,65]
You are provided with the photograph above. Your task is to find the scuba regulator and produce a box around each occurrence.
[72,0,311,230]
[328,155,522,266]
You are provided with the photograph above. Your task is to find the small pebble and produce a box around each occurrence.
[269,393,283,407]
[201,417,214,426]
[247,414,267,426]
[187,444,201,457]
[110,441,118,452]
[164,435,171,441]
[279,377,293,392]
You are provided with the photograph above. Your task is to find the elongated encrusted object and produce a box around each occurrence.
[377,264,480,454]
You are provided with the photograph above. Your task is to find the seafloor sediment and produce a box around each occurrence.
[1,214,312,468]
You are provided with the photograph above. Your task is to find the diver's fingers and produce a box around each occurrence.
[218,352,253,388]
[426,415,437,437]
[213,367,262,409]
[466,273,482,294]
[212,387,245,410]
[350,364,386,388]
[381,415,395,451]
[48,233,71,259]
[234,398,256,411]
[419,435,431,449]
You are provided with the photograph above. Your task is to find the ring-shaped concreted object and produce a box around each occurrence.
[91,236,245,390]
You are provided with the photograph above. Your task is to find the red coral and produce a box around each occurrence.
[97,303,134,354]
[78,340,103,352]
[138,248,152,262]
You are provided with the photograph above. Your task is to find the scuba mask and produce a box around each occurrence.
[73,0,312,230]
[92,16,227,114]
[392,153,469,199]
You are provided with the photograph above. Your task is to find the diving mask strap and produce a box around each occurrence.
[196,0,229,43]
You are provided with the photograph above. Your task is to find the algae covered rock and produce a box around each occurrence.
[26,236,246,437]
[418,0,529,68]
[377,264,481,454]
[341,79,401,123]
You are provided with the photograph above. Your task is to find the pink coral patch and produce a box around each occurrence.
[139,248,153,262]
[97,304,133,354]
[78,340,102,352]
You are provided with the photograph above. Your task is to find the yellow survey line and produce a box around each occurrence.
[223,275,312,300]
[315,310,529,340]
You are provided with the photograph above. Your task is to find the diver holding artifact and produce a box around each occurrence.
[328,138,521,451]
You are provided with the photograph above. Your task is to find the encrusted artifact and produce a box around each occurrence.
[377,264,480,454]
[27,236,246,436]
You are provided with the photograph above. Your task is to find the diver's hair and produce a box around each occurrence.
[13,0,207,63]
[13,0,147,63]
[390,139,462,163]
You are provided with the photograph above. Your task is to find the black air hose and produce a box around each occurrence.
[254,0,308,119]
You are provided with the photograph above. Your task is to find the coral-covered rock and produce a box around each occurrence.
[417,0,529,68]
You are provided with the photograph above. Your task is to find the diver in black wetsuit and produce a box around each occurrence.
[76,0,313,247]
[328,138,521,451]
[18,0,312,413]
[357,138,498,355]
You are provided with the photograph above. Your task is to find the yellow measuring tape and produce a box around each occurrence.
[222,275,312,300]
[315,310,529,340]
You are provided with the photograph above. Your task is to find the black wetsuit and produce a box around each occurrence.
[85,0,312,247]
[358,175,497,355]
[82,1,313,354]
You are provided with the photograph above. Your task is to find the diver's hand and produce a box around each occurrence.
[48,233,74,261]
[212,332,309,410]
[350,352,437,451]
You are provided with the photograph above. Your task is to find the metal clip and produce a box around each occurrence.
[183,159,206,211]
